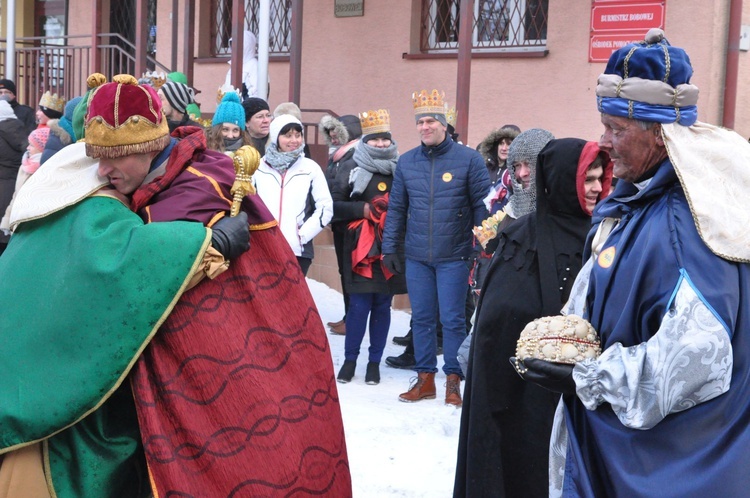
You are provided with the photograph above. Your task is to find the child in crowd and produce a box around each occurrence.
[1,127,50,235]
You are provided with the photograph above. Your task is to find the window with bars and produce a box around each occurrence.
[421,0,548,52]
[211,0,291,57]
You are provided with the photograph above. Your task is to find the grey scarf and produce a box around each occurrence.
[264,142,305,173]
[349,141,398,196]
[223,136,244,152]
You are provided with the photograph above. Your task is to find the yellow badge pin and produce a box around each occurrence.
[598,246,616,268]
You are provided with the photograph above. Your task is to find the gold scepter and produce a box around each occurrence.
[230,145,260,217]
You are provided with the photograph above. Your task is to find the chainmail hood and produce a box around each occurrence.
[505,128,555,218]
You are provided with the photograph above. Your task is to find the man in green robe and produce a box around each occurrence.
[0,120,248,496]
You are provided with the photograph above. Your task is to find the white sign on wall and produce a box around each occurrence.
[740,25,750,52]
[335,0,364,18]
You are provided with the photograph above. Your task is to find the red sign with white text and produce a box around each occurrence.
[589,1,665,62]
[590,34,649,62]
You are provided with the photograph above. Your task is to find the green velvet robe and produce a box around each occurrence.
[0,195,209,497]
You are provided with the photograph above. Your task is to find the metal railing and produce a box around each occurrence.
[0,33,171,108]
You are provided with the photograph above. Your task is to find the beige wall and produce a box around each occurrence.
[270,0,743,149]
[50,1,750,142]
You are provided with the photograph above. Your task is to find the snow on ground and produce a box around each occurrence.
[307,278,460,498]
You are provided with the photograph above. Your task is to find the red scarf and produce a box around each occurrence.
[349,193,391,279]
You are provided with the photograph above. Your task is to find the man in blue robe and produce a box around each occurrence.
[515,28,750,497]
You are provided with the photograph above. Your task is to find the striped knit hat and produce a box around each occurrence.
[160,81,195,114]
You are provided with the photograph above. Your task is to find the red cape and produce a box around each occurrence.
[131,128,351,497]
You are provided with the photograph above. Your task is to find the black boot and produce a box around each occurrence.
[392,329,412,347]
[337,360,356,383]
[385,352,416,370]
[365,362,381,385]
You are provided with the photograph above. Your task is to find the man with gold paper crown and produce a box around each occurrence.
[0,74,351,497]
[513,29,750,497]
[382,89,490,406]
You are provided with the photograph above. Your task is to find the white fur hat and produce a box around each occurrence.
[0,100,17,121]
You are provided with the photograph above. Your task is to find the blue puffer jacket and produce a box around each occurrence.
[382,136,490,262]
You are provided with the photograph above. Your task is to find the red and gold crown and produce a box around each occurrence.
[445,103,457,127]
[358,109,391,136]
[38,91,65,113]
[85,74,170,159]
[412,89,445,115]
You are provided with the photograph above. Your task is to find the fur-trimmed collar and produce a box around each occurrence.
[477,127,520,163]
[319,114,349,148]
[48,119,74,146]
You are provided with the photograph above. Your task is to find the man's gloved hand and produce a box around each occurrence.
[510,357,576,395]
[210,212,250,260]
[382,254,404,275]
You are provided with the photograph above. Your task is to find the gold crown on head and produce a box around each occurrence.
[217,83,242,104]
[445,103,457,127]
[39,91,65,112]
[141,70,167,89]
[412,89,445,115]
[358,109,391,136]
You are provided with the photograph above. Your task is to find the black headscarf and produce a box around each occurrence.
[535,138,599,314]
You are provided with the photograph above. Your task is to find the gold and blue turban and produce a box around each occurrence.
[596,28,698,126]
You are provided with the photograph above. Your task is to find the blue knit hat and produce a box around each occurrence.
[595,28,699,126]
[58,96,83,142]
[213,92,245,130]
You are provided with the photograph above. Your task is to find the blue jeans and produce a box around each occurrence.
[344,293,393,363]
[406,259,469,377]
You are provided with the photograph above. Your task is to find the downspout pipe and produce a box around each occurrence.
[230,0,245,91]
[257,0,270,100]
[6,0,16,81]
[288,0,303,104]
[722,0,742,129]
[456,0,474,143]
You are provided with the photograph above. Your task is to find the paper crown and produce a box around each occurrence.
[39,91,65,113]
[217,84,243,105]
[358,109,391,136]
[412,89,445,115]
[445,104,457,127]
[140,70,167,89]
[85,74,170,159]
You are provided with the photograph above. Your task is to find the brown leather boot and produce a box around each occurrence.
[329,321,346,335]
[445,374,463,407]
[399,372,436,402]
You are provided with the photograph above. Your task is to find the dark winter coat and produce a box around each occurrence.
[167,114,202,133]
[9,100,36,136]
[0,119,28,241]
[382,136,490,262]
[331,155,406,295]
[249,135,267,156]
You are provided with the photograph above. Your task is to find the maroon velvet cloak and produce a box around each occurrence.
[130,128,352,497]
